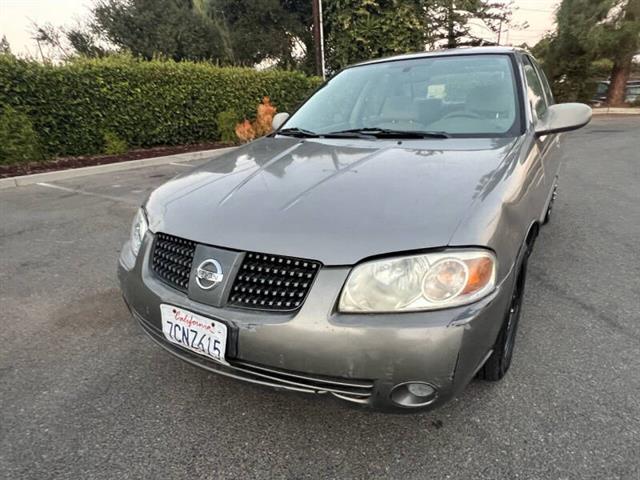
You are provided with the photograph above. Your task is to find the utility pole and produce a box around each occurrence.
[312,0,326,78]
[497,17,503,45]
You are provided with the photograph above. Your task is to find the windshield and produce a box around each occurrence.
[283,54,520,137]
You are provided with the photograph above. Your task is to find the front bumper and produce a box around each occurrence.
[118,234,515,412]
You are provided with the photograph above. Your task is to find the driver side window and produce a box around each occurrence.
[523,56,548,121]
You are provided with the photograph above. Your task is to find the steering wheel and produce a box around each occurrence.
[440,111,484,120]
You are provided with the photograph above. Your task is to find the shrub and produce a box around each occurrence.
[235,97,277,143]
[254,96,277,136]
[0,55,322,160]
[216,110,240,144]
[0,106,42,164]
[103,130,128,155]
[235,119,256,143]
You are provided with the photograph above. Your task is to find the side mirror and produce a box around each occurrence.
[272,112,290,131]
[535,103,591,136]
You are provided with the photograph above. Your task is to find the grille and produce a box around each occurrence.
[228,252,321,312]
[151,233,196,292]
[150,233,321,311]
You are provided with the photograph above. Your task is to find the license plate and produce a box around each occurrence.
[160,304,228,364]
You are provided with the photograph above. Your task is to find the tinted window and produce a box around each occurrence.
[284,54,519,136]
[523,56,548,120]
[596,82,609,95]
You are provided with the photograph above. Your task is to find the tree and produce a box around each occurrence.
[32,23,80,62]
[31,22,109,60]
[65,27,109,58]
[202,0,313,69]
[533,0,614,102]
[426,0,516,49]
[595,0,640,106]
[92,0,225,61]
[281,0,315,73]
[530,34,552,61]
[0,35,11,55]
[534,0,640,104]
[323,0,427,72]
[86,0,314,69]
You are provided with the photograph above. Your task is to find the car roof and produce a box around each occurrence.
[353,46,526,67]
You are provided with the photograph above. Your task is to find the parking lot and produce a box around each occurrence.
[1,116,639,479]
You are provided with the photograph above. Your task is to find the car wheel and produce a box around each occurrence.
[476,261,527,381]
[543,182,558,225]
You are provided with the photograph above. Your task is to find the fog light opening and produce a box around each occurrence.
[407,383,434,397]
[390,382,438,408]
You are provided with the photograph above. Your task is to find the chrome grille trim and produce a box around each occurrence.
[226,362,372,397]
[231,360,373,390]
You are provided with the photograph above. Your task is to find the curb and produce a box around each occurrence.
[0,147,236,190]
[592,107,640,115]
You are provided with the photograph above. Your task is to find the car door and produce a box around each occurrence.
[522,54,560,220]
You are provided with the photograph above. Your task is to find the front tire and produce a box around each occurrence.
[476,262,527,381]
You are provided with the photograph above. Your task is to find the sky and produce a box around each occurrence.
[0,0,560,58]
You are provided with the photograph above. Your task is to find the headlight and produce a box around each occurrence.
[130,208,149,257]
[339,250,496,312]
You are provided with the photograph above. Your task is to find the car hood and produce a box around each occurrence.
[146,136,519,265]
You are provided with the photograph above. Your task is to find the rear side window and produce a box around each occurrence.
[531,58,554,105]
[523,56,548,120]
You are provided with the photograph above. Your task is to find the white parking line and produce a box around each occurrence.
[36,182,138,205]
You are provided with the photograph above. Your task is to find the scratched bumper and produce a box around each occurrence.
[118,234,514,412]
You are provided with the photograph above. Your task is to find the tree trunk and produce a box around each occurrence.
[447,1,456,48]
[606,53,633,107]
[606,0,640,107]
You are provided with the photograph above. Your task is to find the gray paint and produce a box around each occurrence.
[145,136,518,271]
[535,103,592,135]
[119,237,515,411]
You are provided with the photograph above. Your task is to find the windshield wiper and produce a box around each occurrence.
[323,130,377,139]
[276,127,320,138]
[326,128,450,139]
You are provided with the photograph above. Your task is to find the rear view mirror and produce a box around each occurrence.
[272,112,290,131]
[535,103,591,136]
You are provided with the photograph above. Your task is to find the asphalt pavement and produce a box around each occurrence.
[1,116,639,479]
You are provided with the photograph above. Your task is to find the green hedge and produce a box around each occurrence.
[0,55,322,160]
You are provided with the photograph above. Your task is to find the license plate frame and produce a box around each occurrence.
[159,304,228,364]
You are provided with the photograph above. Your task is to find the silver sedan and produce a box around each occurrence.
[118,47,591,412]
